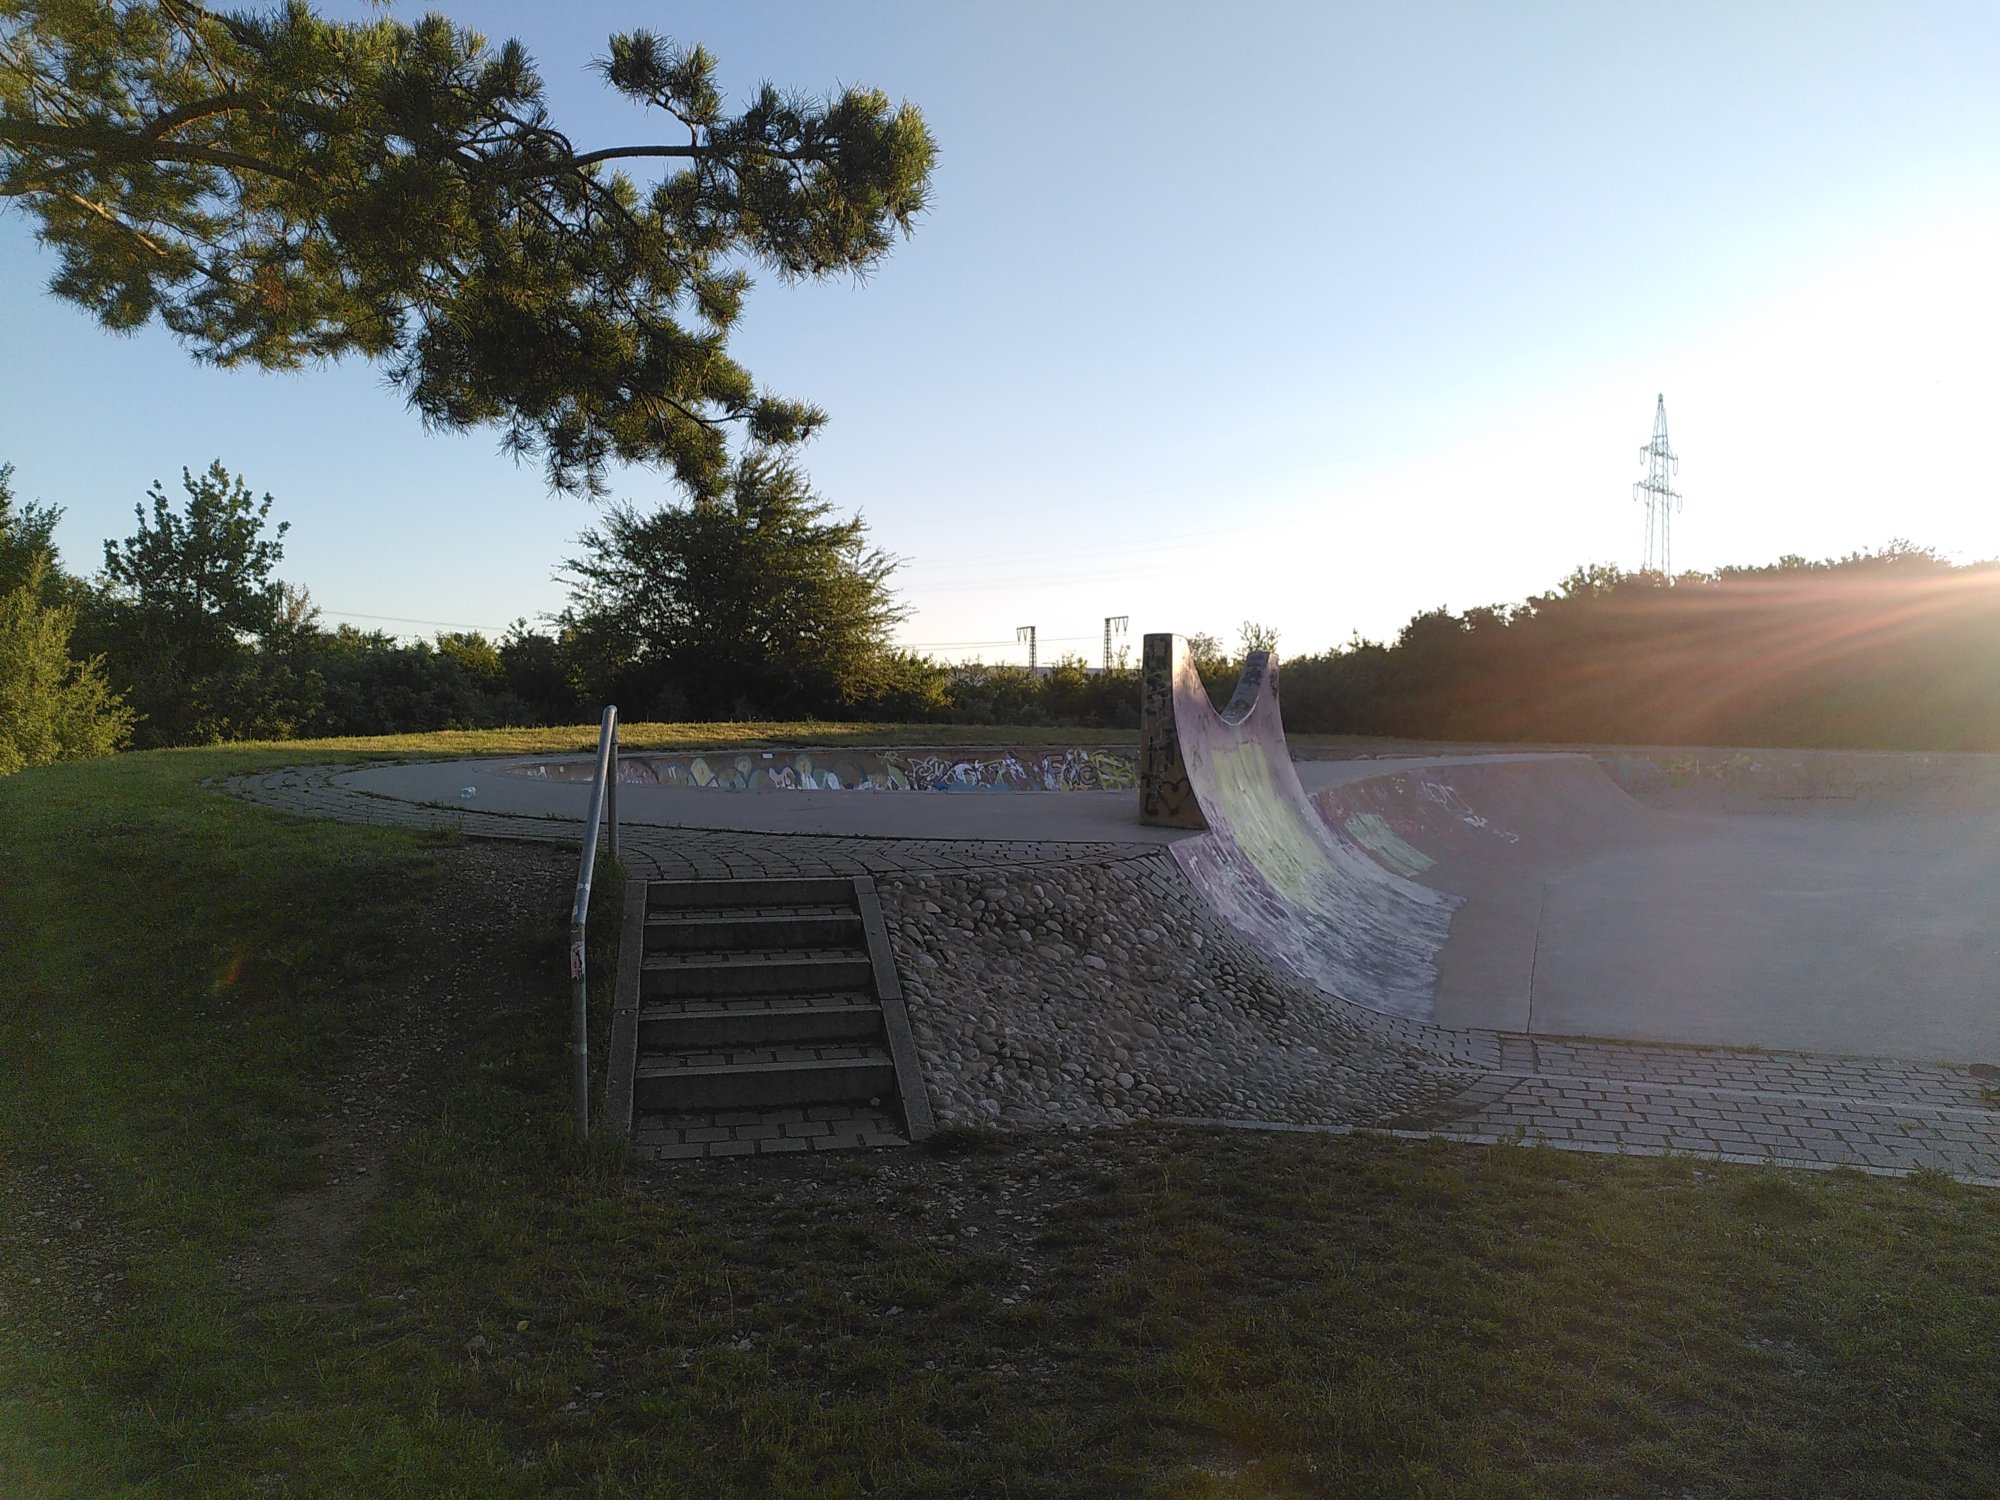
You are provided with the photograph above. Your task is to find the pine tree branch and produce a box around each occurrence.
[53,187,174,259]
[521,141,808,175]
[0,117,300,183]
[139,91,261,138]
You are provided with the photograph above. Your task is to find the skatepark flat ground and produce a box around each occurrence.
[1298,755,2000,1063]
[338,756,1190,843]
[336,749,2000,1065]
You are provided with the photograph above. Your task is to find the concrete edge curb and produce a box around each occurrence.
[855,874,935,1141]
[605,873,647,1140]
[1160,1115,2000,1190]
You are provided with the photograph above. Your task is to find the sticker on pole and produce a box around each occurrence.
[569,938,585,980]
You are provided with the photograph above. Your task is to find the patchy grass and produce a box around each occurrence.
[216,718,1438,761]
[223,719,1147,759]
[3,742,1997,1497]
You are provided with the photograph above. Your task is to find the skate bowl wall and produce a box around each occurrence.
[511,746,1138,793]
[1599,747,2000,817]
[1145,636,1458,1022]
[1308,754,1662,876]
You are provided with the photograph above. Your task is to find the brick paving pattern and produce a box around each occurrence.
[1387,1040,2000,1185]
[227,760,2000,1181]
[633,1103,909,1158]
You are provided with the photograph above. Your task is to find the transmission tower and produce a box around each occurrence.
[1017,625,1037,671]
[1633,393,1682,574]
[1103,615,1129,671]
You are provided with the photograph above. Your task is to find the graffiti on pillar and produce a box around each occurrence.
[1138,633,1205,828]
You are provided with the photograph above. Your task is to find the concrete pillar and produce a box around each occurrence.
[1138,633,1206,828]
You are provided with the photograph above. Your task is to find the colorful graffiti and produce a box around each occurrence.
[514,747,1137,793]
[1340,812,1435,879]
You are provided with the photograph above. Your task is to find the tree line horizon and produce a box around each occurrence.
[5,452,1998,771]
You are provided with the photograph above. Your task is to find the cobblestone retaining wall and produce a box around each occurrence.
[879,851,1486,1130]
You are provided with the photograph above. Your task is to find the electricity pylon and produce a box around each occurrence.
[1103,615,1128,671]
[1634,393,1682,574]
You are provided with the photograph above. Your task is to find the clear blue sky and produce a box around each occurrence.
[5,1,1998,664]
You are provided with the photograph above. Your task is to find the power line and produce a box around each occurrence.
[897,634,1095,650]
[320,607,512,633]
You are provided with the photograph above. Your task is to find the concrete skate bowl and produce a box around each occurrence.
[1304,750,2000,1063]
[1142,636,1458,1022]
[1143,633,2000,1064]
[511,746,1137,793]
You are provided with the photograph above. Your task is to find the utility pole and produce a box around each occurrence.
[1017,624,1037,671]
[1102,615,1129,671]
[1633,393,1682,575]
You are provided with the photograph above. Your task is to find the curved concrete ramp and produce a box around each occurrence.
[1140,635,1457,1021]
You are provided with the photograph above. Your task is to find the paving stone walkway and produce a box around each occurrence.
[1382,1034,2000,1185]
[632,1103,909,1159]
[226,760,2000,1183]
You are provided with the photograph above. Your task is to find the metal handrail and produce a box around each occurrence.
[569,705,620,1144]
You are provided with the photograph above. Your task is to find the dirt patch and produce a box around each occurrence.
[0,1154,136,1353]
[234,836,578,1296]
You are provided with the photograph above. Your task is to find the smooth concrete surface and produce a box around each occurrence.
[335,757,1191,844]
[1300,755,2000,1063]
[1513,812,2000,1060]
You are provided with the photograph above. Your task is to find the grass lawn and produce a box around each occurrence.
[3,732,1996,1498]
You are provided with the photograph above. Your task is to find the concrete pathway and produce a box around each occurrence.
[225,758,2000,1184]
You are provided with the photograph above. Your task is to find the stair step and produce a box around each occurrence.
[641,990,878,1015]
[646,909,864,953]
[633,1104,909,1158]
[642,950,873,998]
[634,1052,897,1111]
[639,999,883,1049]
[648,877,858,911]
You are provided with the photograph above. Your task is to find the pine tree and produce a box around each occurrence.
[563,455,905,718]
[0,3,936,496]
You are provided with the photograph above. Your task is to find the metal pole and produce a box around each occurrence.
[608,713,620,866]
[569,705,618,1145]
[570,920,589,1143]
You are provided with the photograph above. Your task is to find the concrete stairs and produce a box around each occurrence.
[608,876,933,1156]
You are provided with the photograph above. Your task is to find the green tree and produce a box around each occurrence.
[0,460,90,612]
[433,630,503,686]
[0,553,134,773]
[95,459,296,742]
[1237,620,1280,659]
[102,459,288,675]
[563,454,906,718]
[0,461,57,594]
[0,2,936,496]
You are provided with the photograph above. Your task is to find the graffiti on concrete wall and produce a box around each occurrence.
[516,747,1136,793]
[1339,812,1435,879]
